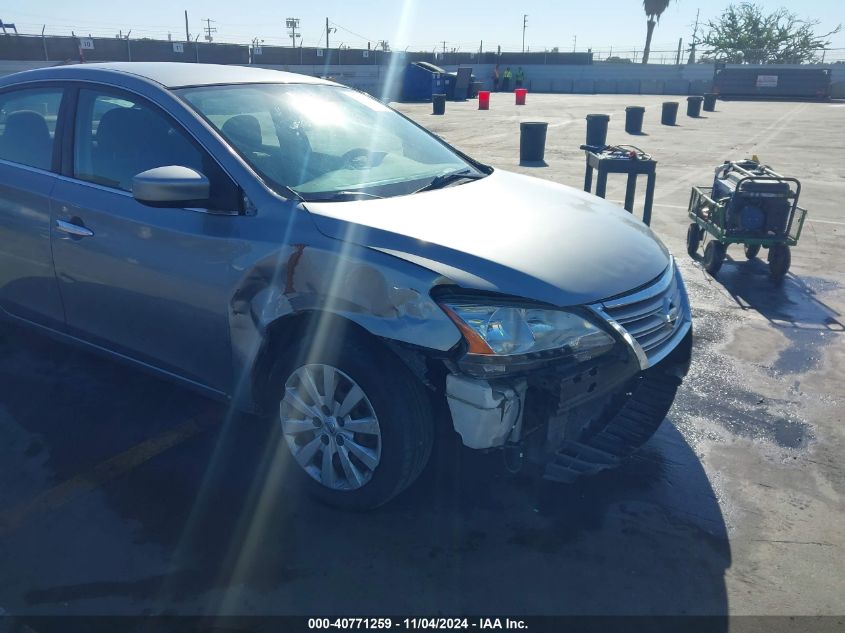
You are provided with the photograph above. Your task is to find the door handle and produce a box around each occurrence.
[56,219,94,238]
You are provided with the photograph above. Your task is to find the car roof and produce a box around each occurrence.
[0,62,336,89]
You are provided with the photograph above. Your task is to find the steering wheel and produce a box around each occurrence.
[341,148,380,170]
[341,148,372,169]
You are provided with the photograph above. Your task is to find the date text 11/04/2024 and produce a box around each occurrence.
[307,618,528,630]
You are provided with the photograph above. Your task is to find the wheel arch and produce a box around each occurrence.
[248,310,448,415]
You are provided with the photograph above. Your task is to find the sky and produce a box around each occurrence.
[3,0,844,55]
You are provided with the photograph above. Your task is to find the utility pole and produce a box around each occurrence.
[522,14,528,53]
[572,35,577,52]
[184,10,189,41]
[442,41,447,56]
[688,9,700,64]
[202,18,216,42]
[286,18,300,48]
[250,37,263,63]
[676,37,683,65]
[325,18,336,49]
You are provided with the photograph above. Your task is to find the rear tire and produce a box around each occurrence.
[703,241,727,276]
[686,223,701,257]
[768,244,791,282]
[270,333,434,510]
[744,244,761,260]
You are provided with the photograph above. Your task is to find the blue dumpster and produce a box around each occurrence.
[402,62,453,101]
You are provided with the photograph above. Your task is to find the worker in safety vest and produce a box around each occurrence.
[515,67,525,88]
[502,67,513,91]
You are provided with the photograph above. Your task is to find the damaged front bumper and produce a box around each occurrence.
[445,328,691,481]
[443,259,693,482]
[445,374,527,450]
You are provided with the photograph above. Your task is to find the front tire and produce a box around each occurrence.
[272,335,434,510]
[686,223,702,257]
[703,241,727,275]
[768,244,791,282]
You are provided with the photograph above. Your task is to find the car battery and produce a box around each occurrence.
[713,163,791,237]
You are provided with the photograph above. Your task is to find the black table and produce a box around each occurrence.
[583,150,657,226]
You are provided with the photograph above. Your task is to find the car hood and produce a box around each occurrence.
[303,170,670,307]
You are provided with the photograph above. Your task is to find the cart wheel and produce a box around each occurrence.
[768,244,791,281]
[703,241,727,275]
[744,244,761,260]
[686,223,701,256]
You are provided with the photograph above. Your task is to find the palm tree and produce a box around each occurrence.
[642,0,672,63]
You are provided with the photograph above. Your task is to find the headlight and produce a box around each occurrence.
[439,300,615,361]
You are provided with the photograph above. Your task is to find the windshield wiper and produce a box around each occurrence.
[282,186,305,202]
[323,190,385,201]
[412,169,485,194]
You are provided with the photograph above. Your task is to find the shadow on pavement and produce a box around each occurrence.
[0,325,729,622]
[702,254,844,376]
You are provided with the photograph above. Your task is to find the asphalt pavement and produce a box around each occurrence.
[0,93,843,620]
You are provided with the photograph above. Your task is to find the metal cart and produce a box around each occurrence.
[686,160,808,281]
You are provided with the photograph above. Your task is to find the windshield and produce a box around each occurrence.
[178,83,482,200]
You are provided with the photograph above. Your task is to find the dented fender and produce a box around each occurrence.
[227,217,462,409]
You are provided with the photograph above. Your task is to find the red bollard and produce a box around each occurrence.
[515,88,528,105]
[478,90,491,110]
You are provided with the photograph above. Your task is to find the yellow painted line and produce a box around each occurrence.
[0,418,203,537]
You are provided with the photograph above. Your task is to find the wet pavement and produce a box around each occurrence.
[1,94,844,618]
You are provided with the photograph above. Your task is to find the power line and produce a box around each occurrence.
[328,20,377,46]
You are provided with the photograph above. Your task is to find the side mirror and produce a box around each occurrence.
[132,165,210,207]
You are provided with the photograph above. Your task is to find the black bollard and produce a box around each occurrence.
[585,114,610,147]
[520,122,548,163]
[703,93,717,112]
[432,94,446,115]
[687,96,704,118]
[661,101,679,125]
[625,106,645,134]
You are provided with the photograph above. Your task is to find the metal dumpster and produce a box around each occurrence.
[402,61,453,101]
[713,66,832,100]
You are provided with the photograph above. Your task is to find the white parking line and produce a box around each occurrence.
[609,199,845,226]
[806,218,845,226]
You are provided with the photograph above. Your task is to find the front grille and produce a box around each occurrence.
[592,260,689,367]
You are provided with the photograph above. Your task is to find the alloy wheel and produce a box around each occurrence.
[280,364,382,490]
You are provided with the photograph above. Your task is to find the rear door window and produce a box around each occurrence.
[0,87,63,171]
